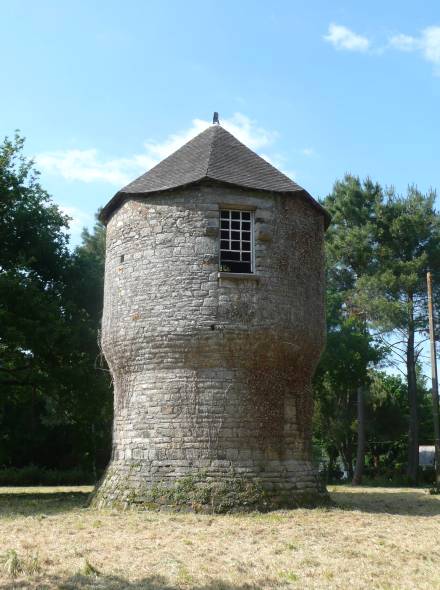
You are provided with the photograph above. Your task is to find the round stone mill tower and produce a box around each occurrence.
[93,119,330,510]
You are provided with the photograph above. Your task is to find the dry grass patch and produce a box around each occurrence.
[0,485,439,589]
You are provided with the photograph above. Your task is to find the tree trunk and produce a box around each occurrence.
[91,423,97,483]
[30,384,37,464]
[373,451,381,472]
[347,456,354,480]
[406,301,419,484]
[341,443,354,480]
[327,447,339,482]
[352,386,366,485]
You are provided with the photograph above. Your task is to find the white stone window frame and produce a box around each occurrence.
[219,208,255,275]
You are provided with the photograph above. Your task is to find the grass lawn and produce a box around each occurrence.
[0,485,439,589]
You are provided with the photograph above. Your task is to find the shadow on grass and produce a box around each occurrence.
[332,488,440,517]
[0,491,91,516]
[0,573,267,589]
[2,486,439,519]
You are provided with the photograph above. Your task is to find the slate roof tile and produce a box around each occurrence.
[101,124,329,227]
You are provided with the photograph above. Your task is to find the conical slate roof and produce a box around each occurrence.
[101,124,329,226]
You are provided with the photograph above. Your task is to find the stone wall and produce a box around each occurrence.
[93,182,326,509]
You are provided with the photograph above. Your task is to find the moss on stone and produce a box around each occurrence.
[92,472,330,513]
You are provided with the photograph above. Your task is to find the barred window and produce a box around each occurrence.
[219,209,254,274]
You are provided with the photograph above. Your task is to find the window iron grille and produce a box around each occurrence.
[219,209,254,274]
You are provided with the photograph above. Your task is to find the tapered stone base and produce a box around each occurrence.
[90,463,329,512]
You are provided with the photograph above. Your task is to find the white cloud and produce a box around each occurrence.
[258,151,296,180]
[389,33,418,52]
[221,113,277,149]
[324,23,370,53]
[388,26,440,73]
[325,22,440,73]
[36,149,137,185]
[421,26,440,64]
[301,147,315,157]
[59,205,93,240]
[35,113,278,187]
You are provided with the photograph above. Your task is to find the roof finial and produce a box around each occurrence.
[213,112,219,125]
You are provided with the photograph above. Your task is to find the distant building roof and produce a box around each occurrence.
[100,124,330,226]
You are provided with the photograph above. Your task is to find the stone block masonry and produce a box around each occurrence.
[92,182,327,510]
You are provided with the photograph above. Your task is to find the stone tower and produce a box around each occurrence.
[93,121,330,510]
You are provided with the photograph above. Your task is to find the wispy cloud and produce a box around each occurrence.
[423,26,440,64]
[325,22,440,74]
[301,147,315,157]
[389,26,440,69]
[259,152,297,180]
[35,113,279,186]
[36,149,139,185]
[59,205,93,240]
[389,33,419,52]
[324,23,370,53]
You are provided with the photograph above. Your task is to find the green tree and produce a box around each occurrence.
[366,372,409,477]
[0,132,71,466]
[313,287,380,479]
[0,133,111,475]
[70,214,106,322]
[318,175,384,483]
[355,187,440,482]
[65,214,111,476]
[324,175,382,290]
[366,370,435,481]
[0,132,70,399]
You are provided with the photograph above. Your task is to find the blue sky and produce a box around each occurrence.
[1,0,440,243]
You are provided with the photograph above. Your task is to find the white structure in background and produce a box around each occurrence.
[419,445,435,468]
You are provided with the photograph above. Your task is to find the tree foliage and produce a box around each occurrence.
[315,175,440,483]
[355,186,440,482]
[0,133,111,473]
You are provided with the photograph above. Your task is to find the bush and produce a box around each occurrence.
[0,465,97,486]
